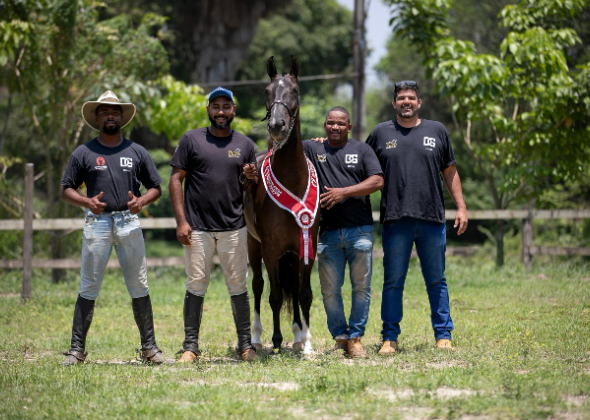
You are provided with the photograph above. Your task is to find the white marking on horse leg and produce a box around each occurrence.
[292,322,303,351]
[252,310,263,350]
[301,318,313,354]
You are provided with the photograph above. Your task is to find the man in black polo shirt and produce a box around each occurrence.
[303,106,383,358]
[366,81,468,355]
[170,87,258,362]
[60,91,164,365]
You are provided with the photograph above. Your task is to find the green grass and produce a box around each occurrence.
[1,257,589,419]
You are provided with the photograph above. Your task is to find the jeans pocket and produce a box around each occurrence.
[357,225,373,236]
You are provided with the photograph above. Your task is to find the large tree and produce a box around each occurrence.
[386,0,590,266]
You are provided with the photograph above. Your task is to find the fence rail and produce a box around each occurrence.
[2,209,590,231]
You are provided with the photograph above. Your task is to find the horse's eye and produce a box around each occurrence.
[264,89,270,96]
[292,89,299,95]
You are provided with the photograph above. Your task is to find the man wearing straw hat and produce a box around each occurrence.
[60,91,164,365]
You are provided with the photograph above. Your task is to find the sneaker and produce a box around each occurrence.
[435,339,453,350]
[177,350,199,363]
[347,337,369,358]
[378,340,397,356]
[240,348,258,362]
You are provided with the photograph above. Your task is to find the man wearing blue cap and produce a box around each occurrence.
[169,87,258,362]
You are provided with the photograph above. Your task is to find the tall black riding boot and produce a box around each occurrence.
[62,295,95,366]
[131,294,163,364]
[230,292,257,361]
[182,291,204,356]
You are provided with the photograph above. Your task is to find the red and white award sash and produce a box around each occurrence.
[261,149,319,265]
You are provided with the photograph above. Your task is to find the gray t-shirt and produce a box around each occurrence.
[61,138,162,213]
[303,139,382,230]
[366,119,456,224]
[170,127,256,232]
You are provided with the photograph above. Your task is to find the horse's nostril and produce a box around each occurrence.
[279,120,286,127]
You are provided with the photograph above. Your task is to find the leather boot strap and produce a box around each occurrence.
[63,350,87,361]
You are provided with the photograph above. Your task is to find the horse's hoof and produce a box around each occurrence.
[272,348,281,355]
[292,342,303,351]
[252,342,263,351]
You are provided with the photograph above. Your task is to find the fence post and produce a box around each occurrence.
[522,209,533,269]
[22,163,34,301]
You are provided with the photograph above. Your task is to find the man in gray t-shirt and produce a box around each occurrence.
[60,91,164,366]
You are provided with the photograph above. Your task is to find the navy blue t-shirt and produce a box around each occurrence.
[170,127,256,232]
[61,138,162,213]
[303,139,382,230]
[366,119,456,224]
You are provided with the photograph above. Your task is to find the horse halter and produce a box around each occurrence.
[262,99,300,153]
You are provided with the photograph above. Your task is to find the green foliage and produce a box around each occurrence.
[139,76,251,144]
[387,0,590,208]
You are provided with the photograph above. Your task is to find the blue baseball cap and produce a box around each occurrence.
[208,86,234,104]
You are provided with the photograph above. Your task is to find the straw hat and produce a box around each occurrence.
[81,90,136,131]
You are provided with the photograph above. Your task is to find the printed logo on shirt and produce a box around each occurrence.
[317,154,327,163]
[228,148,241,158]
[386,139,398,149]
[95,156,107,170]
[345,154,358,164]
[423,137,436,149]
[120,157,133,168]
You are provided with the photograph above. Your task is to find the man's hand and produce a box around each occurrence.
[243,163,257,180]
[320,187,346,209]
[127,191,144,214]
[176,221,192,245]
[454,208,468,235]
[310,137,326,143]
[86,191,107,215]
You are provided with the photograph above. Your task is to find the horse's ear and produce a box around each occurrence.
[267,56,278,80]
[289,55,299,79]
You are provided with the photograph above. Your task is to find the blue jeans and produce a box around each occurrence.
[317,225,373,339]
[79,210,149,300]
[381,218,453,342]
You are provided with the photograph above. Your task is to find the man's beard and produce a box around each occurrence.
[397,106,416,119]
[102,123,120,135]
[209,114,234,130]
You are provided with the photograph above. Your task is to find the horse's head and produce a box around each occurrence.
[263,56,300,148]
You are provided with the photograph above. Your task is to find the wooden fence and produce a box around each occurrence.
[3,163,590,300]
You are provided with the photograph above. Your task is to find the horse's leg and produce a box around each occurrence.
[299,262,314,355]
[269,277,283,352]
[248,233,264,351]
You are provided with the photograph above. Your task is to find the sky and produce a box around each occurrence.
[336,0,393,86]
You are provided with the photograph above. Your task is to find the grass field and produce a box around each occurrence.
[1,256,589,419]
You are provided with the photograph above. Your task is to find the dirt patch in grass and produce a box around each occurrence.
[258,382,300,391]
[426,360,468,369]
[396,406,435,420]
[370,386,479,401]
[0,293,20,298]
[564,395,587,407]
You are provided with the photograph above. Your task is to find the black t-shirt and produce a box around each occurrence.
[366,119,456,224]
[303,139,383,230]
[61,138,162,213]
[170,127,256,232]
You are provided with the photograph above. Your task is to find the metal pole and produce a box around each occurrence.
[22,163,34,301]
[352,0,366,142]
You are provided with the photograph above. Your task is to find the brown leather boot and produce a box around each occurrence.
[240,348,258,362]
[378,340,397,356]
[334,338,349,354]
[347,337,369,358]
[435,339,453,350]
[178,350,199,363]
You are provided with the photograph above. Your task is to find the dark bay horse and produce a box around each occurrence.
[243,56,319,354]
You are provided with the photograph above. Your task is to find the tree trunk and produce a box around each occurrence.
[496,218,504,267]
